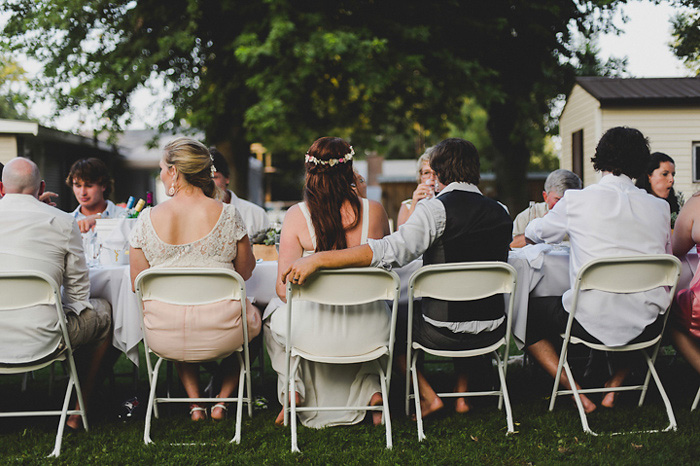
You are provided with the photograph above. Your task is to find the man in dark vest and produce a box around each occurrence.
[282,137,512,418]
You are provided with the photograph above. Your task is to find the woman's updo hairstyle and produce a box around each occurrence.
[163,137,218,199]
[304,137,361,252]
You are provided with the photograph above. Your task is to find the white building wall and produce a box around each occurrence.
[0,136,17,165]
[559,85,601,186]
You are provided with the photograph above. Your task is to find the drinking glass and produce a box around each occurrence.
[86,234,102,268]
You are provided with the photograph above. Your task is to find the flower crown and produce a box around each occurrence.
[209,153,217,178]
[305,146,354,167]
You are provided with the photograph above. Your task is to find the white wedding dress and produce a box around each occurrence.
[264,199,390,428]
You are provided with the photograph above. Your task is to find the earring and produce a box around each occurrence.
[168,182,176,196]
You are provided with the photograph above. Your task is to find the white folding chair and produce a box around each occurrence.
[405,262,517,441]
[284,268,400,452]
[134,267,253,445]
[0,271,89,457]
[549,255,681,435]
[693,386,700,411]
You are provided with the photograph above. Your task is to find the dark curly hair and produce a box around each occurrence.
[65,157,113,198]
[303,137,360,252]
[429,138,480,185]
[591,127,649,179]
[635,152,680,214]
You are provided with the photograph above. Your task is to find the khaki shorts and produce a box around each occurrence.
[65,298,112,349]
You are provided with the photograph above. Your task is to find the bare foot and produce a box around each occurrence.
[189,403,207,421]
[455,397,471,414]
[275,392,302,426]
[211,402,228,421]
[413,395,444,420]
[369,392,383,426]
[572,394,597,414]
[601,381,619,408]
[66,414,82,431]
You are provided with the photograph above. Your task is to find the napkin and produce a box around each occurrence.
[521,243,553,269]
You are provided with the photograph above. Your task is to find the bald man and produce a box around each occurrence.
[0,157,112,431]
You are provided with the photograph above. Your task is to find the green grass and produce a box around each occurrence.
[2,349,700,465]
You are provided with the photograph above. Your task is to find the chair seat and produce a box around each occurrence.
[567,334,661,352]
[292,346,389,364]
[413,338,505,359]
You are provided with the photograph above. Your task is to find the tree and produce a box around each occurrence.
[1,0,625,210]
[671,0,700,71]
[0,54,28,119]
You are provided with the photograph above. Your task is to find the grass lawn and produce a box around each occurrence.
[2,347,700,465]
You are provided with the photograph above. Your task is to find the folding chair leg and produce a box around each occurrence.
[563,362,596,435]
[379,368,392,449]
[642,353,677,432]
[289,357,301,453]
[693,386,700,411]
[144,357,164,445]
[231,353,246,444]
[48,377,74,457]
[495,355,515,434]
[410,351,426,441]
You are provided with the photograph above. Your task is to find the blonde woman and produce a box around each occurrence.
[396,148,436,227]
[129,137,261,421]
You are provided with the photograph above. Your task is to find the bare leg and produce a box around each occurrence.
[526,339,597,414]
[275,391,302,426]
[601,367,630,408]
[454,371,471,414]
[397,354,444,419]
[671,327,700,374]
[369,392,383,425]
[174,362,206,421]
[66,337,111,430]
[212,356,240,421]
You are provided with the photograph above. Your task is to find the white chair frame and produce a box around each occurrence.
[405,262,517,441]
[283,268,400,452]
[134,267,252,445]
[0,270,89,457]
[693,386,700,411]
[549,255,681,435]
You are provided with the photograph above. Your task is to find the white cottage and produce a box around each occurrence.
[560,77,700,199]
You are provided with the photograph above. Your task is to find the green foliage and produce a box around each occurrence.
[671,0,700,72]
[0,54,29,119]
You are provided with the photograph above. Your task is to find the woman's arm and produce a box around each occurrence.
[233,234,256,281]
[130,246,150,292]
[672,195,700,257]
[276,205,305,301]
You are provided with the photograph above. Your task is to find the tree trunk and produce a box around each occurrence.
[214,134,250,199]
[487,101,530,216]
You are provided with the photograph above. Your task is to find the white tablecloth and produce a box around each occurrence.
[89,260,424,365]
[507,246,699,349]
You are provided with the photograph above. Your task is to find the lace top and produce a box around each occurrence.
[129,203,247,269]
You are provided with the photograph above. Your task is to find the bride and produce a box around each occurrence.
[263,136,391,427]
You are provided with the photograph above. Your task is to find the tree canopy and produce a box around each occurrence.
[671,0,700,71]
[1,0,625,209]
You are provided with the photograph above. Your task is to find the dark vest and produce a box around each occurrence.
[422,190,513,325]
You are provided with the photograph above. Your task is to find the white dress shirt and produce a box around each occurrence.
[227,189,270,239]
[71,199,125,219]
[512,201,548,236]
[525,174,672,346]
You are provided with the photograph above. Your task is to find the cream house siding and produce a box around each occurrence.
[600,107,700,199]
[0,136,17,165]
[559,84,601,186]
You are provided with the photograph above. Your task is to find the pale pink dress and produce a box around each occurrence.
[129,203,262,362]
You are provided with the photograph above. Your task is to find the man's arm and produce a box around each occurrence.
[62,220,92,314]
[281,244,373,285]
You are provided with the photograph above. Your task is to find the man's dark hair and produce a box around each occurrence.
[0,161,3,178]
[429,138,480,185]
[209,147,230,179]
[591,126,650,179]
[65,157,113,197]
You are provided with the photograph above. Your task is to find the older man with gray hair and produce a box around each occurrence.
[0,157,112,431]
[511,169,582,248]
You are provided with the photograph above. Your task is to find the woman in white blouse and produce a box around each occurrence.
[129,137,261,421]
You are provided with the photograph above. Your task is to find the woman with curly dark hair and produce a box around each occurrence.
[264,137,391,427]
[635,152,680,216]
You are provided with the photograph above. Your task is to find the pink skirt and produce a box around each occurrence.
[143,299,261,362]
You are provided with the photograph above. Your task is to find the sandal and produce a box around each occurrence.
[211,402,228,421]
[189,404,207,422]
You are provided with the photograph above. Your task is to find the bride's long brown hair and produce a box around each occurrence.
[303,137,361,252]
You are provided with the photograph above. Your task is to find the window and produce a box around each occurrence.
[694,142,700,183]
[572,130,584,184]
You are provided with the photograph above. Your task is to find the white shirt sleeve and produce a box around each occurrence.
[524,197,568,245]
[62,220,93,315]
[368,199,446,269]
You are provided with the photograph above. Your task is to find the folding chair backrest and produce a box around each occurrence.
[576,255,681,294]
[0,271,64,364]
[136,267,245,305]
[410,262,517,301]
[288,268,400,305]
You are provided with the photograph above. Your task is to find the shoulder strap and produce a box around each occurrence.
[361,198,369,245]
[298,202,317,250]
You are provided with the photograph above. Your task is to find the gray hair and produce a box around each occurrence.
[416,146,435,182]
[2,157,41,195]
[544,169,582,195]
